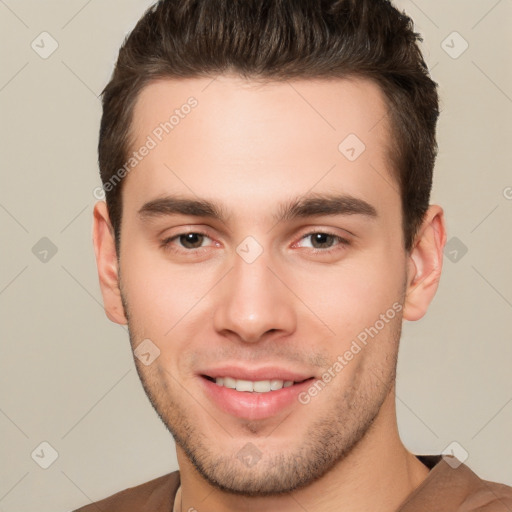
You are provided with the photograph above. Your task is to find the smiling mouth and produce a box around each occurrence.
[201,374,314,393]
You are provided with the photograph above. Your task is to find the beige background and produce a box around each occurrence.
[1,1,511,510]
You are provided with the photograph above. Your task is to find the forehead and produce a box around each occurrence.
[125,74,398,220]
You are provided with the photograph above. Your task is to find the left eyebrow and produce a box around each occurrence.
[137,192,378,224]
[274,193,378,223]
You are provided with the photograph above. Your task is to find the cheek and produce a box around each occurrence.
[294,245,405,342]
[119,241,192,331]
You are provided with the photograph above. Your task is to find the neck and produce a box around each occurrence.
[175,392,430,512]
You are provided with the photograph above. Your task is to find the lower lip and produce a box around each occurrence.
[199,376,315,420]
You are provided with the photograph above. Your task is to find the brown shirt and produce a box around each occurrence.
[73,455,512,512]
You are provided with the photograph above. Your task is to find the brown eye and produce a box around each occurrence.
[178,233,205,249]
[160,231,214,253]
[309,233,336,249]
[294,231,351,254]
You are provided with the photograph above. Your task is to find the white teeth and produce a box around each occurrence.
[235,379,253,392]
[214,376,296,393]
[223,376,236,389]
[270,379,283,390]
[254,380,271,392]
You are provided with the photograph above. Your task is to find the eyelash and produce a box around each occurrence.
[160,230,351,255]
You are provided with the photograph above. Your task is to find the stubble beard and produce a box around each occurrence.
[120,286,402,496]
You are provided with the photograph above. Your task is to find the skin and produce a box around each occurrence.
[93,75,446,512]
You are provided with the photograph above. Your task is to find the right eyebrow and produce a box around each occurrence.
[138,196,229,223]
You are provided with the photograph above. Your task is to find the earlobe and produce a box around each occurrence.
[92,201,128,325]
[403,205,447,321]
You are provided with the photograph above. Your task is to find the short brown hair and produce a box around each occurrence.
[98,0,439,253]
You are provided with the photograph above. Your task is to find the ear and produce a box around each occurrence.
[92,201,128,325]
[403,205,447,321]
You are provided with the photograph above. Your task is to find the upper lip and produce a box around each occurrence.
[199,365,314,382]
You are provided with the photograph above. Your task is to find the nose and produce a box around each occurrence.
[212,247,297,343]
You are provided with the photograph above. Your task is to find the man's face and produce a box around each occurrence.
[116,75,409,494]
